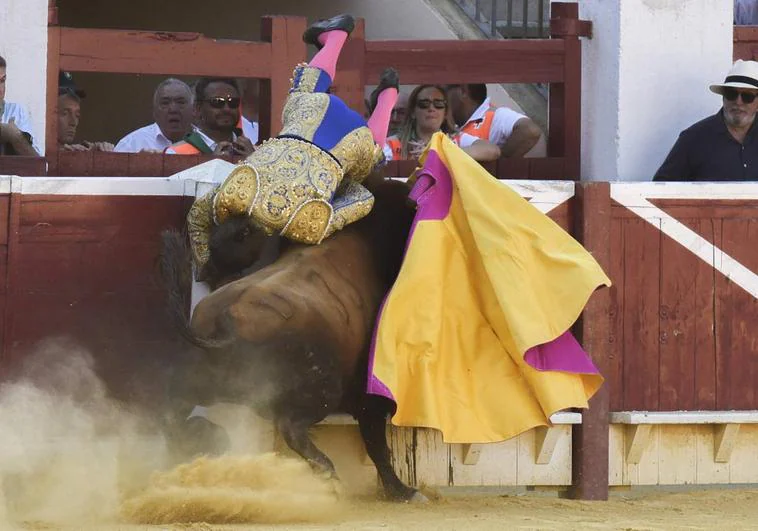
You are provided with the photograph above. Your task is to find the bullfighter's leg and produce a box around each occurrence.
[356,395,428,502]
[367,68,400,145]
[303,14,355,81]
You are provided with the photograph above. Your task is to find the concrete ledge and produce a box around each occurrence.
[610,411,758,425]
[611,411,758,464]
[318,411,583,427]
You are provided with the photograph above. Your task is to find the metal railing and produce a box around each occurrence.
[455,0,550,39]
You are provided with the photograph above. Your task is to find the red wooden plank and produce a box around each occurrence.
[570,181,610,501]
[57,151,94,176]
[364,39,565,84]
[607,208,624,411]
[546,201,571,231]
[496,158,530,179]
[92,151,130,176]
[0,196,9,246]
[259,16,307,140]
[12,242,171,293]
[693,219,717,410]
[621,217,660,410]
[161,153,202,176]
[59,27,273,78]
[128,153,165,176]
[658,226,699,410]
[17,196,185,241]
[528,157,567,180]
[715,219,758,409]
[0,157,48,176]
[333,18,366,115]
[46,26,61,160]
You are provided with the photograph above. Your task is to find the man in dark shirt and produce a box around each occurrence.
[654,60,758,181]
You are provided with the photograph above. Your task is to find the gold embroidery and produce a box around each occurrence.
[280,93,330,141]
[326,180,375,239]
[212,137,343,244]
[213,164,259,225]
[186,191,216,279]
[281,199,334,244]
[290,65,323,94]
[330,126,378,183]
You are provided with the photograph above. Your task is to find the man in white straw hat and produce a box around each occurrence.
[654,59,758,181]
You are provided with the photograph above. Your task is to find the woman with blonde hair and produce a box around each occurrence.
[384,84,500,162]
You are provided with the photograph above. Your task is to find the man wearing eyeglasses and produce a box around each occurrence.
[166,77,255,158]
[654,60,758,181]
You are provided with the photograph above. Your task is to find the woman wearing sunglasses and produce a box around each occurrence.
[384,84,501,162]
[187,14,401,282]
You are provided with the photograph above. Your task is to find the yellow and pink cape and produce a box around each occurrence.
[367,134,611,443]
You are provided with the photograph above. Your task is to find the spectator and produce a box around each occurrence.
[166,77,254,157]
[0,54,41,156]
[446,83,541,157]
[114,78,194,153]
[384,84,500,162]
[58,72,114,152]
[654,60,758,181]
[735,0,758,25]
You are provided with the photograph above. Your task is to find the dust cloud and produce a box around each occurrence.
[0,338,343,528]
[122,453,343,525]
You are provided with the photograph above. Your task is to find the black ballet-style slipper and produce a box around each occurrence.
[302,14,356,49]
[369,67,400,112]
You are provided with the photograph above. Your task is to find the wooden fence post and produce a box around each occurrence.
[549,3,591,180]
[570,181,611,500]
[333,18,366,114]
[259,16,307,141]
[46,26,61,173]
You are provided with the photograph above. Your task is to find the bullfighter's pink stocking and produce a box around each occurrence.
[309,30,348,81]
[367,87,399,145]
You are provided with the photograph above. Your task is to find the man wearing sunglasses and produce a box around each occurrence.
[655,60,758,181]
[167,77,255,158]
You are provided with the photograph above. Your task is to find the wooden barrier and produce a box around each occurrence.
[0,173,757,495]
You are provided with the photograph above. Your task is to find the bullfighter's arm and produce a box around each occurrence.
[324,180,375,240]
[187,191,216,281]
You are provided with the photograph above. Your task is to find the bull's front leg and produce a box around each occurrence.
[276,417,337,478]
[356,396,429,503]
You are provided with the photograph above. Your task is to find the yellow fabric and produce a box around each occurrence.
[372,134,611,443]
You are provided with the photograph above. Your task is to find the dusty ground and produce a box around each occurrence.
[12,487,758,531]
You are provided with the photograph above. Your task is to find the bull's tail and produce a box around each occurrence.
[158,229,236,350]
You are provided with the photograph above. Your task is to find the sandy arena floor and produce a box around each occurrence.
[11,488,758,531]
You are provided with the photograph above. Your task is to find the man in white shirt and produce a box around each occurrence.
[0,55,41,156]
[114,78,195,153]
[446,83,541,157]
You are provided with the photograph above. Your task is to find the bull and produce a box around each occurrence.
[159,176,426,502]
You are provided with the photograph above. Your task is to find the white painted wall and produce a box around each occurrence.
[0,0,48,154]
[580,0,733,181]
